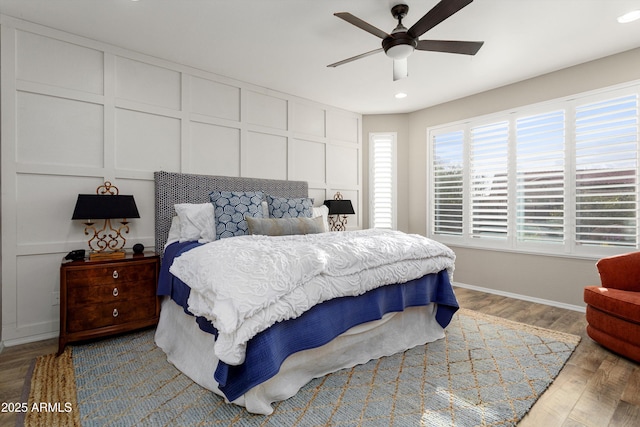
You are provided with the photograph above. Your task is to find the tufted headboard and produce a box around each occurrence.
[154,171,309,256]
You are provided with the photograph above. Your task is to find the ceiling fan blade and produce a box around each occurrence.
[408,0,474,39]
[393,58,408,81]
[416,40,484,55]
[327,48,384,68]
[334,12,390,39]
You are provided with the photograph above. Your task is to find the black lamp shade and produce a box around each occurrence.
[72,194,140,220]
[323,199,355,215]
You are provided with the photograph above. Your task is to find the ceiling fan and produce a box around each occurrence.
[327,0,484,81]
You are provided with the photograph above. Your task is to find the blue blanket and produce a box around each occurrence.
[158,241,459,402]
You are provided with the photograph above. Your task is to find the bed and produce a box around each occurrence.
[153,171,459,415]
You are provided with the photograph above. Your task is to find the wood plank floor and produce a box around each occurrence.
[0,286,638,426]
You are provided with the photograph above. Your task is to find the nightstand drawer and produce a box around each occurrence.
[67,281,156,306]
[65,262,156,287]
[67,298,157,332]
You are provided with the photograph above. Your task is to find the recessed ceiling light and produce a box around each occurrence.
[617,10,640,24]
[395,92,407,99]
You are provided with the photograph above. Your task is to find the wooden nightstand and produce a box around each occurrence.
[58,252,160,355]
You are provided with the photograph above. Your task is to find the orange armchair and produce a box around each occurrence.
[584,252,640,363]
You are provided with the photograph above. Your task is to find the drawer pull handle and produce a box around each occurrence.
[113,287,119,297]
[112,270,119,279]
[113,308,119,318]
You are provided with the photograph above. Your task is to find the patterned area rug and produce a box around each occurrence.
[21,309,580,426]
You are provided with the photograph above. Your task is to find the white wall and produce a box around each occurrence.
[364,48,640,309]
[0,16,362,345]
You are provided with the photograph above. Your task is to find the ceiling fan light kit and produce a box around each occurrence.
[385,43,415,60]
[328,0,484,81]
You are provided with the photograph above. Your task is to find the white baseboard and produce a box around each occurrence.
[1,331,58,348]
[453,281,586,313]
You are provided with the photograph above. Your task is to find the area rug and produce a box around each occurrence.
[20,308,580,427]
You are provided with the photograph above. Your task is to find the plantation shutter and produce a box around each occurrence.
[433,131,464,235]
[369,133,396,229]
[470,122,509,239]
[575,94,639,247]
[516,111,565,243]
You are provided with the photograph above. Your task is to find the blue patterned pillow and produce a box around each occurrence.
[210,191,264,239]
[266,195,314,218]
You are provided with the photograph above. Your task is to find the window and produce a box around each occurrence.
[433,130,464,235]
[369,133,397,229]
[470,121,509,239]
[428,83,640,257]
[574,95,638,247]
[516,111,565,244]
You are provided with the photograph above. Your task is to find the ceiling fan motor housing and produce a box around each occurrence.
[383,4,416,59]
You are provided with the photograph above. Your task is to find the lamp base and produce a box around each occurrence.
[89,250,126,261]
[328,215,348,232]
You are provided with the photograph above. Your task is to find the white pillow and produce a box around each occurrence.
[165,216,182,249]
[312,205,329,232]
[174,203,216,243]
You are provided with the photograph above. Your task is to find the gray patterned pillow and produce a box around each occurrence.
[210,191,264,239]
[246,216,325,236]
[266,195,314,218]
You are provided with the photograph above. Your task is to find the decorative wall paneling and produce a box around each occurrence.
[0,16,362,345]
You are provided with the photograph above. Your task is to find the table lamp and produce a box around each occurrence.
[72,181,139,260]
[323,192,355,232]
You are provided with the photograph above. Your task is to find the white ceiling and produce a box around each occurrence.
[1,0,639,115]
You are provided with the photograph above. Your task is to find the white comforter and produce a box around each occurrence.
[169,229,455,365]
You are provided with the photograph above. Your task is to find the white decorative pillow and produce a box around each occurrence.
[312,205,330,232]
[165,216,182,248]
[174,203,216,243]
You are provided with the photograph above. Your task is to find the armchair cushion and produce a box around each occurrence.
[584,286,640,324]
[596,251,640,292]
